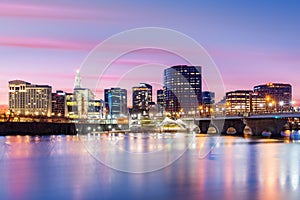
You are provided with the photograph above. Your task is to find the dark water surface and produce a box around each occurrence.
[0,135,300,200]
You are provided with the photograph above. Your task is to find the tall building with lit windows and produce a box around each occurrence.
[253,83,292,111]
[251,92,266,113]
[163,65,202,115]
[52,90,67,117]
[157,89,165,114]
[202,91,215,105]
[226,90,252,115]
[66,92,77,119]
[104,88,127,118]
[9,80,52,116]
[132,83,152,115]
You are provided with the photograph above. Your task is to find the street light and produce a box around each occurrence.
[268,103,273,107]
[279,101,284,112]
[290,100,296,112]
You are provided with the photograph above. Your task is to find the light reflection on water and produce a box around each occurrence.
[0,135,300,199]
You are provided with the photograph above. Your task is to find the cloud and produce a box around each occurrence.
[0,2,118,21]
[0,36,95,50]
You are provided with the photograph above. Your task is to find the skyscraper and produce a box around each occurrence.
[132,83,152,115]
[253,83,292,111]
[87,100,103,121]
[202,91,215,105]
[104,88,127,118]
[72,70,95,119]
[66,92,77,119]
[163,65,202,115]
[157,89,165,114]
[9,80,52,116]
[52,90,67,117]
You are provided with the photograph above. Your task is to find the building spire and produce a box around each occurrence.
[74,69,82,89]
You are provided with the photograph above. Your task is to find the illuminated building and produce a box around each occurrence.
[253,83,292,112]
[226,90,252,115]
[157,89,165,115]
[163,65,202,116]
[104,88,127,118]
[251,92,266,113]
[140,83,152,102]
[52,90,67,117]
[200,91,215,116]
[66,93,77,119]
[8,80,52,116]
[73,70,95,119]
[73,88,95,119]
[132,83,152,115]
[202,91,215,105]
[87,100,104,121]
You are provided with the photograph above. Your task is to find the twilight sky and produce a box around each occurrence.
[0,0,299,106]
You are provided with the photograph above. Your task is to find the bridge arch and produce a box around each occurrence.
[226,127,237,135]
[206,124,218,134]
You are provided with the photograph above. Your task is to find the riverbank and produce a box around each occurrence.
[0,122,130,136]
[0,122,77,136]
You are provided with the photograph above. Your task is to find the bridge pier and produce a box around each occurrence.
[191,116,289,137]
[245,118,288,137]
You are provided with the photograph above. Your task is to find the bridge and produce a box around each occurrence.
[182,112,300,137]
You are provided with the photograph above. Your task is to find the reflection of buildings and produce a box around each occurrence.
[132,83,152,116]
[52,90,67,117]
[254,83,292,112]
[164,65,202,116]
[9,80,52,116]
[104,88,127,119]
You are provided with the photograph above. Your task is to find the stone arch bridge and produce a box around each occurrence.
[182,113,300,137]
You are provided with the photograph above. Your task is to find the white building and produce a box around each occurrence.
[9,80,52,116]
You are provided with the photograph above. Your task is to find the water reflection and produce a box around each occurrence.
[79,132,195,173]
[0,135,299,199]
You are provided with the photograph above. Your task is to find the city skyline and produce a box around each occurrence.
[6,73,296,110]
[0,0,299,105]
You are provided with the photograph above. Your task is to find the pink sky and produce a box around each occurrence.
[0,0,299,106]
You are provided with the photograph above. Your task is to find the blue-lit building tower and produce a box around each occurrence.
[104,88,127,118]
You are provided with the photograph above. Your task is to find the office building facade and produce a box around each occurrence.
[163,65,202,115]
[104,88,127,118]
[132,83,152,115]
[9,80,52,116]
[253,83,292,112]
[226,90,252,115]
[202,91,215,105]
[157,89,165,114]
[70,70,96,119]
[52,90,67,117]
[251,92,266,113]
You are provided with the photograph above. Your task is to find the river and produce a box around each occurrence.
[0,134,299,200]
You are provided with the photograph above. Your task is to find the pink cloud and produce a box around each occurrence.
[0,36,95,50]
[112,59,150,66]
[0,2,118,21]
